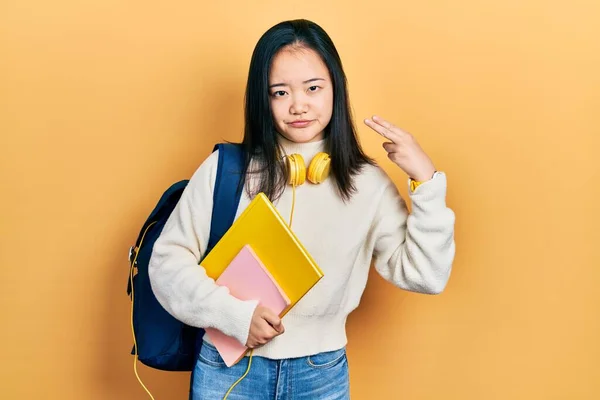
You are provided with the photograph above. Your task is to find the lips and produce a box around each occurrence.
[287,120,314,128]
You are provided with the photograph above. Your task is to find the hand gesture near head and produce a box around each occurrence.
[364,115,436,182]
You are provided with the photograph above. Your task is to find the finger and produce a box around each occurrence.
[270,328,283,338]
[364,116,401,143]
[261,309,282,327]
[275,322,285,334]
[372,115,396,130]
[382,141,397,153]
[268,318,284,333]
[262,319,283,334]
[363,117,392,139]
[263,325,282,340]
[387,152,397,162]
[372,115,410,140]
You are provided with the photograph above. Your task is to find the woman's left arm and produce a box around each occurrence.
[365,115,456,294]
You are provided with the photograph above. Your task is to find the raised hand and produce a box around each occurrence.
[364,115,436,182]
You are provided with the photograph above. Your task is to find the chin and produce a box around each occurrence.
[283,129,324,143]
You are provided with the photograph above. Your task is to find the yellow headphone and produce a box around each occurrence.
[283,152,331,186]
[278,151,331,229]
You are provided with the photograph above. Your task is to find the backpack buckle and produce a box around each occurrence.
[129,246,138,265]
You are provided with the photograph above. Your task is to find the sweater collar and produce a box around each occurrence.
[276,133,327,160]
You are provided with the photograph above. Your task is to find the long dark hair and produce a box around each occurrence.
[241,19,374,202]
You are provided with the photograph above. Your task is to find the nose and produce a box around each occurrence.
[290,93,308,115]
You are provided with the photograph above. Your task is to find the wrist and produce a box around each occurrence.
[411,169,436,183]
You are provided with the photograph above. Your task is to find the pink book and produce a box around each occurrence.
[204,244,290,367]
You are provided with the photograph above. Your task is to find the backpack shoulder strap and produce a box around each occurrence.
[130,179,188,258]
[206,143,245,254]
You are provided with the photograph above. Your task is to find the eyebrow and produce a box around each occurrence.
[269,78,325,89]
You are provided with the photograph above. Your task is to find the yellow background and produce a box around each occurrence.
[1,1,598,399]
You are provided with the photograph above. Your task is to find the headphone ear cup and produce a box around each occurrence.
[285,154,306,186]
[307,152,331,184]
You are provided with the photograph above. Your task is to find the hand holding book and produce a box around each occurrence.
[246,305,285,348]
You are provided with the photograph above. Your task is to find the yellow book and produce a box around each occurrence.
[201,192,324,316]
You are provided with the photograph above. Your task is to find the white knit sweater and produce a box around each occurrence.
[148,136,456,360]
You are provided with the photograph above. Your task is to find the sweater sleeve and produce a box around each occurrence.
[148,150,259,345]
[371,172,456,294]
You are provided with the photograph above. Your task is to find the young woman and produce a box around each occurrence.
[149,19,455,400]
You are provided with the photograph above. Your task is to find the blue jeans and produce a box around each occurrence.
[190,341,350,399]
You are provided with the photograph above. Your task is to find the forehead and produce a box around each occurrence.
[269,47,329,83]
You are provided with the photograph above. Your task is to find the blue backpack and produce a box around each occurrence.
[127,143,245,371]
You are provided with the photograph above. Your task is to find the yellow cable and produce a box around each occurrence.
[130,222,157,400]
[289,183,296,228]
[222,350,254,400]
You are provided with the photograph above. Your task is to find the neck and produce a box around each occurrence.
[276,133,327,158]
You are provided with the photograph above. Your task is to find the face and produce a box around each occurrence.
[268,46,334,143]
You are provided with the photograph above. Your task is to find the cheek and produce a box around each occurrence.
[317,92,334,120]
[270,101,286,123]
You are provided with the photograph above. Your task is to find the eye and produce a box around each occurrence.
[308,86,320,92]
[272,90,287,97]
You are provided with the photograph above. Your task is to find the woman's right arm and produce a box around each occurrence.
[148,150,259,346]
